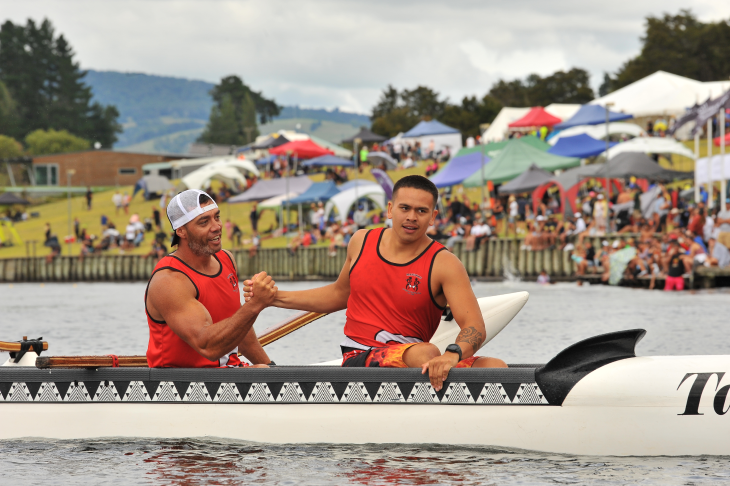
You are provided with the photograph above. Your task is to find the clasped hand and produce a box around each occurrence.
[242,272,278,311]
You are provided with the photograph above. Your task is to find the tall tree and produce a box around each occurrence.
[489,68,594,107]
[0,134,22,158]
[488,79,529,107]
[526,69,594,105]
[370,86,502,140]
[598,73,612,97]
[610,10,730,91]
[0,80,18,136]
[24,128,90,155]
[198,75,279,145]
[0,18,121,147]
[199,94,242,145]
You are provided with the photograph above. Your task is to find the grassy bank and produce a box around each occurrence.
[1,161,479,259]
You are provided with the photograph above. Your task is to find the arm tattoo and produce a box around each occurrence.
[456,326,484,352]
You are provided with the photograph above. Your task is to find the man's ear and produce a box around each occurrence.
[386,201,393,220]
[176,227,186,240]
[430,209,438,226]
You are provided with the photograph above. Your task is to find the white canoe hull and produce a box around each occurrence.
[2,353,730,455]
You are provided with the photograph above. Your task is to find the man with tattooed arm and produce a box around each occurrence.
[244,176,505,391]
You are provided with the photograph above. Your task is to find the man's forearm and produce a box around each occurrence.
[196,304,263,360]
[455,324,486,359]
[273,284,348,313]
[238,326,270,364]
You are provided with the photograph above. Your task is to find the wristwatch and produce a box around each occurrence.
[445,344,462,362]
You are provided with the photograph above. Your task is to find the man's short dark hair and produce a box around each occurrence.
[171,193,215,246]
[392,175,438,207]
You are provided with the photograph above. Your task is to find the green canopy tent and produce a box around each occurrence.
[452,135,550,159]
[462,138,580,187]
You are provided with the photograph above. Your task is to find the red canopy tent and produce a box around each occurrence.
[268,140,334,159]
[532,179,625,216]
[508,107,562,128]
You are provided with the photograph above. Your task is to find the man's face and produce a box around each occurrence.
[387,187,437,243]
[179,202,222,256]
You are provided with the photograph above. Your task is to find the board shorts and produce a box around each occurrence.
[341,342,479,368]
[664,275,684,291]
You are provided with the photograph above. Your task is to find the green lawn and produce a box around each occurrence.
[1,160,480,258]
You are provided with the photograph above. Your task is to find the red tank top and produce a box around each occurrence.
[344,227,446,350]
[145,251,244,368]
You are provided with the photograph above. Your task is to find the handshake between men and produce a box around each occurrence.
[243,272,278,312]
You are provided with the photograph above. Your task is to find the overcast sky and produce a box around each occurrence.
[3,1,730,113]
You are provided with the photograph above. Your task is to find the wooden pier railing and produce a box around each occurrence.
[0,234,727,287]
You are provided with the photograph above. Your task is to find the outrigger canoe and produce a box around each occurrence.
[1,291,729,456]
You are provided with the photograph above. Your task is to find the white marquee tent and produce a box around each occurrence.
[179,165,248,192]
[695,154,730,185]
[591,71,730,118]
[549,122,647,146]
[177,156,259,192]
[603,137,696,160]
[324,184,386,224]
[482,104,581,142]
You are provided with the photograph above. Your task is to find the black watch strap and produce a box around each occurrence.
[445,344,462,362]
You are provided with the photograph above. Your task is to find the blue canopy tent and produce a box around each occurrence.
[554,105,633,130]
[255,155,278,166]
[301,155,355,167]
[429,152,490,188]
[288,181,341,204]
[547,134,617,158]
[403,120,460,137]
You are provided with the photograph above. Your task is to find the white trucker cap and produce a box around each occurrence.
[167,189,218,231]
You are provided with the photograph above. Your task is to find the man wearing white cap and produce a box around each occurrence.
[144,189,275,368]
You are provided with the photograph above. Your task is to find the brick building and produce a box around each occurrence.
[31,150,197,187]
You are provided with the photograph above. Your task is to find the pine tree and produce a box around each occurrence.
[0,80,19,136]
[0,18,121,147]
[240,91,258,144]
[198,75,278,145]
[199,94,242,145]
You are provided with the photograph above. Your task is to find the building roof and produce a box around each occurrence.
[188,143,239,156]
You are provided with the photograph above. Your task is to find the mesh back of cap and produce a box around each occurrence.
[167,189,217,230]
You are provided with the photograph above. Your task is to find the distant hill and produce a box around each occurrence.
[85,70,370,154]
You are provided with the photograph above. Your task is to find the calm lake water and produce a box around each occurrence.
[1,280,729,484]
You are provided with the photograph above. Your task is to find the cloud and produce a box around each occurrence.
[459,40,570,79]
[2,0,728,113]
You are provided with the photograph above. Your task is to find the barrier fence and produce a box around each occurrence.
[0,234,653,284]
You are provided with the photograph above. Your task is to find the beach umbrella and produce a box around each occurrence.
[608,247,636,285]
[497,164,554,195]
[367,151,397,169]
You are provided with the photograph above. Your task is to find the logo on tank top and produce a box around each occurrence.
[403,273,421,295]
[227,273,238,290]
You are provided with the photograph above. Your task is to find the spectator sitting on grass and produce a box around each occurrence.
[249,231,261,258]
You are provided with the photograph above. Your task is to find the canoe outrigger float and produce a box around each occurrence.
[2,291,729,456]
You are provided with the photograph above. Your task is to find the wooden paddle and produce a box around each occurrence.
[32,310,328,369]
[0,337,48,353]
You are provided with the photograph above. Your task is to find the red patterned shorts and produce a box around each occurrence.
[342,342,480,368]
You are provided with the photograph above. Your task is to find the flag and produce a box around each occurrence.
[370,168,394,200]
[691,88,730,137]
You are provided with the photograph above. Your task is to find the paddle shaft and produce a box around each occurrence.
[0,338,48,353]
[31,310,328,369]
